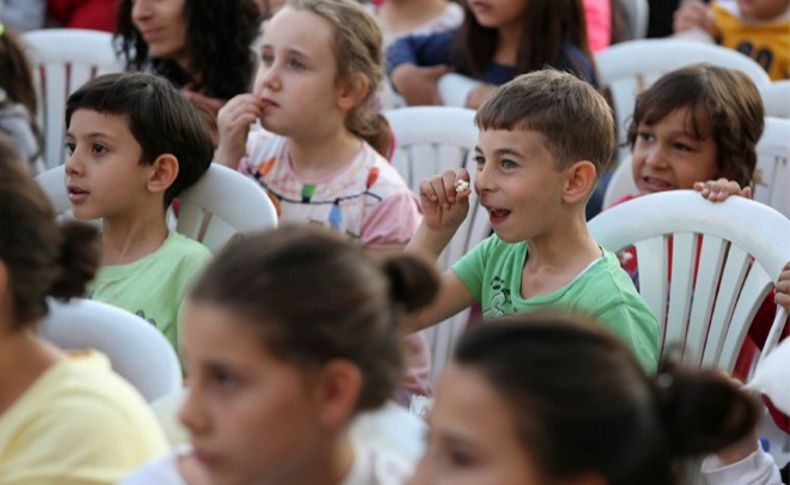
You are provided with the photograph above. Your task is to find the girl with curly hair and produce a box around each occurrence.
[115,0,262,143]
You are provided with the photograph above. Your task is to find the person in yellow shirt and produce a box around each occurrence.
[0,139,168,484]
[674,0,790,80]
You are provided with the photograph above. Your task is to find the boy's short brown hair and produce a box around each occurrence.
[475,69,616,182]
[626,64,764,187]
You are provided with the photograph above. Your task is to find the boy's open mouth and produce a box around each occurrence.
[488,208,511,224]
[67,186,90,203]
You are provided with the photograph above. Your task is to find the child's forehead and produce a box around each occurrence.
[68,109,134,135]
[642,105,713,139]
[476,127,553,155]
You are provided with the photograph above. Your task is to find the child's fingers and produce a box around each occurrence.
[430,174,452,208]
[419,179,440,204]
[742,186,752,199]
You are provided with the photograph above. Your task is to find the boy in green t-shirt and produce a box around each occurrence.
[64,72,213,350]
[406,70,659,370]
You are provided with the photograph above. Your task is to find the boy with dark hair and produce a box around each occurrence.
[64,72,213,349]
[407,69,660,370]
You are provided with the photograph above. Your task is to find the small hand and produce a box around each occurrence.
[419,169,471,232]
[673,0,714,34]
[693,178,752,202]
[216,94,263,168]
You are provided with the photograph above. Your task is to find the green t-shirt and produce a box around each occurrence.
[89,232,212,351]
[453,235,660,371]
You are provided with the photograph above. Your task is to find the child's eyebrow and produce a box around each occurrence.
[493,147,524,158]
[261,44,311,60]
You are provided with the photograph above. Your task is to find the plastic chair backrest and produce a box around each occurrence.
[38,298,182,402]
[35,163,278,254]
[589,190,790,371]
[22,29,122,169]
[760,80,790,119]
[602,117,790,219]
[596,39,771,159]
[384,106,487,382]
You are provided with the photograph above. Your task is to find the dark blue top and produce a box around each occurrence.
[386,28,597,87]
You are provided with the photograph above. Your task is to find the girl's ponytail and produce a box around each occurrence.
[651,363,759,458]
[49,221,100,301]
[348,109,393,159]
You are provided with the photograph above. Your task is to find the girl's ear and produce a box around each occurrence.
[336,73,369,112]
[311,359,362,428]
[563,160,597,204]
[147,154,179,196]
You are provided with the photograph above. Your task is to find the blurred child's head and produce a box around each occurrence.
[179,225,438,484]
[116,0,261,99]
[0,24,36,116]
[410,313,758,485]
[64,72,212,219]
[472,70,615,241]
[627,64,764,194]
[0,139,99,330]
[736,0,789,20]
[456,0,591,80]
[253,0,391,156]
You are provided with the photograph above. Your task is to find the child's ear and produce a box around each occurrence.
[563,160,597,204]
[336,73,369,112]
[311,359,362,428]
[147,154,179,196]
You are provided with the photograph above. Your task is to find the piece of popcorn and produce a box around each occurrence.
[455,179,470,193]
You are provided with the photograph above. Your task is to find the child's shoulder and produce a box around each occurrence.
[160,232,212,263]
[353,143,414,196]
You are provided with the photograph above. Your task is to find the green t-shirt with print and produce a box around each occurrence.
[453,235,660,371]
[89,232,212,351]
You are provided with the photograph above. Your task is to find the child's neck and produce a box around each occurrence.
[287,127,361,181]
[494,22,524,66]
[520,210,602,299]
[101,204,169,266]
[262,429,354,485]
[379,0,448,35]
[0,328,63,415]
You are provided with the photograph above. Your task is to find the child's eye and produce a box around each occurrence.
[65,142,75,155]
[672,142,692,152]
[446,448,478,468]
[289,58,306,70]
[91,144,107,155]
[637,132,653,142]
[261,52,274,65]
[474,155,485,169]
[500,159,517,170]
[210,367,240,391]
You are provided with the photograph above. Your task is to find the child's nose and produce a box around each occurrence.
[644,146,669,168]
[178,388,209,435]
[64,153,83,176]
[131,0,153,21]
[474,163,494,193]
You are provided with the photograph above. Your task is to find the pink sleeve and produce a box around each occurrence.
[583,0,612,52]
[360,190,422,248]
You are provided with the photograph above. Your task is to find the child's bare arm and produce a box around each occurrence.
[215,94,262,169]
[406,169,471,261]
[694,178,752,202]
[391,64,453,106]
[777,262,790,312]
[403,269,476,333]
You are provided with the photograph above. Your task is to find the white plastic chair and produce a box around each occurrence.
[588,190,790,372]
[39,298,182,402]
[35,163,278,254]
[760,80,790,119]
[22,29,122,169]
[437,73,480,107]
[602,117,790,219]
[384,106,488,382]
[596,39,772,159]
